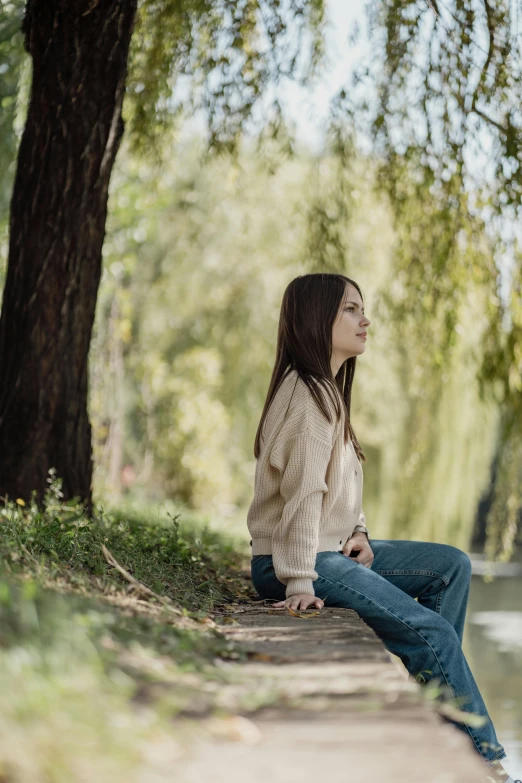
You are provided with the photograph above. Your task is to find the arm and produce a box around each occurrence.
[269,432,332,598]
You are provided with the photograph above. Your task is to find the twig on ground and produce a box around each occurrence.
[20,543,41,566]
[101,544,184,616]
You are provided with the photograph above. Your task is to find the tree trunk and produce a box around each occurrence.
[0,0,137,507]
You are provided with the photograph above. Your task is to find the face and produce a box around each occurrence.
[331,283,370,373]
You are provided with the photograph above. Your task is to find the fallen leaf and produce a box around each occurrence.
[198,617,216,626]
[205,715,262,744]
[288,608,320,619]
[247,652,273,661]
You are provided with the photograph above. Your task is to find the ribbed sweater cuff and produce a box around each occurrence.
[285,578,315,598]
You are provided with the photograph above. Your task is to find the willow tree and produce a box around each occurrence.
[339,0,522,558]
[0,0,324,506]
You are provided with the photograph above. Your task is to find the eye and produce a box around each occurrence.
[345,306,355,312]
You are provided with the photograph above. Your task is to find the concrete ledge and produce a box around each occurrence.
[177,604,488,783]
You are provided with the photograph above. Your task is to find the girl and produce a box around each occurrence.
[247,273,516,782]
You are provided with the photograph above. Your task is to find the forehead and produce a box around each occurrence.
[342,283,363,306]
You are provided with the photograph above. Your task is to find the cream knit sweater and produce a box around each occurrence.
[247,369,366,598]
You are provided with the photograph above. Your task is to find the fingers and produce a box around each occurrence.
[289,598,323,611]
[342,550,373,567]
[344,543,374,569]
[270,595,324,611]
[356,554,374,568]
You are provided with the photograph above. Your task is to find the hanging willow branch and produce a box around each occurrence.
[338,0,522,557]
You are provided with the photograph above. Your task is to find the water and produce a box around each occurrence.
[463,548,522,779]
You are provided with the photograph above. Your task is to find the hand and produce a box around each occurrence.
[342,532,374,568]
[272,593,324,611]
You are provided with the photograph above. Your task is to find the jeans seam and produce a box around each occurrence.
[374,569,450,586]
[435,587,445,614]
[316,572,492,759]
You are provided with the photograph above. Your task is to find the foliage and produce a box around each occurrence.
[0,472,247,612]
[0,473,289,780]
[0,470,299,782]
[484,403,522,562]
[0,0,26,288]
[0,517,255,781]
[338,0,522,556]
[0,0,518,554]
[92,136,309,509]
[337,0,517,365]
[125,0,326,155]
[0,584,180,782]
[363,0,521,208]
[89,136,502,551]
[0,575,246,780]
[0,0,25,209]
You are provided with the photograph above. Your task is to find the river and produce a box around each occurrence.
[464,547,522,779]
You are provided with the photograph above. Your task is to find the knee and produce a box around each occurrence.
[441,545,472,580]
[452,547,472,579]
[430,612,461,647]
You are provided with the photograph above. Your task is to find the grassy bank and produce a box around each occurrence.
[0,477,260,782]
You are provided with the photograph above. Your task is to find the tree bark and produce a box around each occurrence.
[0,0,137,507]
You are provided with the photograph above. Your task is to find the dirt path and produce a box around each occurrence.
[174,604,488,783]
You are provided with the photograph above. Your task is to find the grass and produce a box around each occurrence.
[0,474,260,782]
[2,472,251,613]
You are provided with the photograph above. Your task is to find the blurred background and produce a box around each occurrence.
[0,0,521,777]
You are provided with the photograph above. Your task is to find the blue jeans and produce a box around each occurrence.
[251,539,506,764]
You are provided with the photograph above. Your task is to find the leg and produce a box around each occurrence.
[250,551,506,764]
[314,551,505,763]
[369,540,472,643]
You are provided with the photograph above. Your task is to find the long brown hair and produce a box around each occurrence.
[253,273,366,462]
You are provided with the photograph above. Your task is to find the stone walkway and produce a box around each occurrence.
[176,604,488,783]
